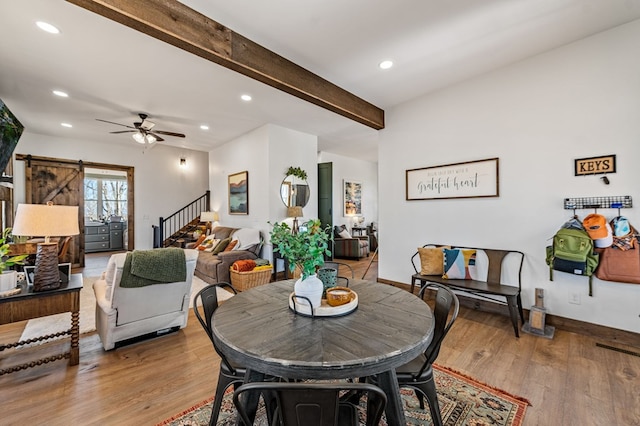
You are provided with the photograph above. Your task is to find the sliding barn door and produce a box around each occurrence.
[23,158,84,268]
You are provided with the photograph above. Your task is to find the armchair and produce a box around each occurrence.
[333,225,369,259]
[93,248,198,350]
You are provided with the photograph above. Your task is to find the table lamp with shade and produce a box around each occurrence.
[200,211,219,234]
[287,206,303,234]
[11,203,79,292]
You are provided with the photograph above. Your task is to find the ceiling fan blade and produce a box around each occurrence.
[96,118,136,129]
[149,133,165,142]
[153,130,186,138]
[110,130,136,134]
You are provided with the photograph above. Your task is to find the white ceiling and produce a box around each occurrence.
[2,0,639,163]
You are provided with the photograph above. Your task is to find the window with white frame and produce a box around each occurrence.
[84,173,127,221]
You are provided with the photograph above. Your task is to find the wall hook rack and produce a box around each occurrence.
[564,196,632,214]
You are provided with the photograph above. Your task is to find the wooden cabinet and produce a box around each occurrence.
[85,222,124,252]
[109,222,123,250]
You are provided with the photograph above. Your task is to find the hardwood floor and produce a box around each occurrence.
[0,251,638,425]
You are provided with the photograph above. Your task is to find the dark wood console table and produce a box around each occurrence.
[0,274,83,375]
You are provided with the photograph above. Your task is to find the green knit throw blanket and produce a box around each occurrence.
[120,248,187,288]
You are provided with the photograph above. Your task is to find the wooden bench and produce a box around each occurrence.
[411,245,525,337]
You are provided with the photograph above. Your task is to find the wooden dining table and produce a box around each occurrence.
[212,279,434,425]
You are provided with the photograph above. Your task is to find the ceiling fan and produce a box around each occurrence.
[96,113,186,144]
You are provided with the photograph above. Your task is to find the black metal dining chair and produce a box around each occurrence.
[233,381,387,426]
[193,282,244,426]
[323,261,354,287]
[394,283,459,426]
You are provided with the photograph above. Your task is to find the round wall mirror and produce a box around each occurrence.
[280,174,310,208]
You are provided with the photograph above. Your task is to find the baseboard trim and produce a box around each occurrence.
[377,278,639,348]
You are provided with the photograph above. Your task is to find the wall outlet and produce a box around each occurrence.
[569,292,581,305]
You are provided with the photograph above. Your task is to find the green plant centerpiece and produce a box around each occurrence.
[270,219,332,310]
[0,228,29,291]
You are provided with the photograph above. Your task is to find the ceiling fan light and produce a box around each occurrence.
[132,132,145,144]
[145,134,157,144]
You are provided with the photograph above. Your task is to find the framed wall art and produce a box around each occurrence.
[406,157,499,201]
[343,180,362,216]
[228,171,248,215]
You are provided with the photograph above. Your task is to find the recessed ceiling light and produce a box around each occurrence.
[61,123,72,128]
[379,60,393,70]
[53,90,68,98]
[200,125,209,130]
[241,94,252,102]
[36,21,60,34]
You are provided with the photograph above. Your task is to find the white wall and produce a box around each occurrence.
[13,132,210,249]
[209,124,318,263]
[317,151,378,229]
[379,20,640,333]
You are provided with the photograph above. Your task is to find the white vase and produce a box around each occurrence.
[294,273,324,311]
[0,270,17,292]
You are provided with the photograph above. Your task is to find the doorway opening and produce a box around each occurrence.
[15,154,135,268]
[84,168,129,253]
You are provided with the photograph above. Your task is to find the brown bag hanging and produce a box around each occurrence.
[595,238,640,284]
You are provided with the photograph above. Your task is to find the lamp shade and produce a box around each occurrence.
[132,132,145,144]
[200,211,217,222]
[12,203,80,238]
[287,206,303,218]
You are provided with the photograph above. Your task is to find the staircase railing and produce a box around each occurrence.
[153,191,210,248]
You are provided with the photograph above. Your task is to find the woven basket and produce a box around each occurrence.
[230,268,272,291]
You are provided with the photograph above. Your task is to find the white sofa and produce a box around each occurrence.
[93,249,198,350]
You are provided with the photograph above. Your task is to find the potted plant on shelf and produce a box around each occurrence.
[0,228,29,292]
[270,219,332,310]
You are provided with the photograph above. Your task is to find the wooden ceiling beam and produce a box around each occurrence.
[66,0,385,130]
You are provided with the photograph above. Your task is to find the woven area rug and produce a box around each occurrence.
[19,275,231,344]
[157,364,529,426]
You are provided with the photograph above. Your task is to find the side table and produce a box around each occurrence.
[0,273,83,375]
[351,226,367,237]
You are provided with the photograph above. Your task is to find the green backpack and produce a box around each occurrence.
[545,227,600,296]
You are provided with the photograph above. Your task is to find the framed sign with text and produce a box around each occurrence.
[574,155,616,176]
[406,158,499,201]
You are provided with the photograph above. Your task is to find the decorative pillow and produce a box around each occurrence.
[211,237,231,255]
[224,239,239,252]
[417,247,446,275]
[443,248,476,279]
[338,229,352,239]
[334,225,348,238]
[199,237,221,252]
[193,234,206,247]
[197,234,217,251]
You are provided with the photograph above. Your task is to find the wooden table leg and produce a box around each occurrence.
[69,309,80,365]
[376,369,406,426]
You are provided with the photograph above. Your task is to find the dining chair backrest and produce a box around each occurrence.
[233,381,387,426]
[193,282,238,373]
[58,236,73,263]
[416,284,459,377]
